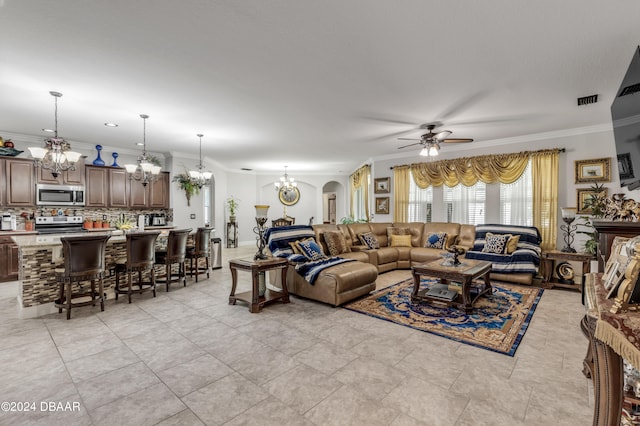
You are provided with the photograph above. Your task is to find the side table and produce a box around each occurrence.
[542,250,594,292]
[229,257,289,313]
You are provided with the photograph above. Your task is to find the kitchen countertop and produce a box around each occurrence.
[0,230,38,236]
[12,229,172,248]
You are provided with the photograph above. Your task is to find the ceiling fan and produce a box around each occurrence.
[397,124,473,157]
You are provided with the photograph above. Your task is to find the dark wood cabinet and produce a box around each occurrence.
[5,158,35,207]
[0,236,19,282]
[128,179,147,208]
[108,168,128,208]
[149,172,170,208]
[36,159,85,185]
[592,220,640,271]
[0,160,4,206]
[85,165,108,207]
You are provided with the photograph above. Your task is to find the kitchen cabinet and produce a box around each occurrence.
[36,159,85,185]
[149,172,170,208]
[0,160,4,206]
[85,165,108,207]
[108,168,128,208]
[0,236,19,282]
[128,179,147,208]
[5,158,35,207]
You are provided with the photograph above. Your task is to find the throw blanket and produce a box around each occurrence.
[294,257,354,285]
[465,224,541,275]
[265,225,316,257]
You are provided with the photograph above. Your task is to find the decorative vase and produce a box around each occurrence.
[111,152,119,167]
[93,144,105,166]
[229,215,237,223]
[258,272,266,297]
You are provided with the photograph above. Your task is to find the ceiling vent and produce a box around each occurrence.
[240,167,253,171]
[577,94,598,106]
[619,83,640,97]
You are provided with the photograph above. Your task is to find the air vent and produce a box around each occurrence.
[240,167,252,171]
[577,94,598,106]
[619,83,640,97]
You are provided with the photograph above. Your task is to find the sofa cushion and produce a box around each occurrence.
[390,234,412,247]
[358,232,380,249]
[297,239,327,261]
[424,232,447,249]
[323,231,351,255]
[482,232,511,254]
[506,235,520,254]
[391,222,425,247]
[368,222,390,247]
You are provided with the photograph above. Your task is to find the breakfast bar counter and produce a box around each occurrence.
[12,230,172,318]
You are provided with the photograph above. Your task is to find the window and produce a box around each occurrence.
[500,161,533,226]
[203,184,213,227]
[443,182,486,225]
[352,186,366,221]
[408,178,433,222]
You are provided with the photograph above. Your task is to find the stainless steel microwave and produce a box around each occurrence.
[36,184,85,206]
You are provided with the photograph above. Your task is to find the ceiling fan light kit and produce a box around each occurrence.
[397,123,473,157]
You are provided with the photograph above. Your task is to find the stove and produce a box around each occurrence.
[35,216,86,234]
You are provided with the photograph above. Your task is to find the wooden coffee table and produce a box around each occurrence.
[411,258,493,313]
[229,257,290,313]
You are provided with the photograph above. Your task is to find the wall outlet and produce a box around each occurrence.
[190,214,196,219]
[102,214,107,221]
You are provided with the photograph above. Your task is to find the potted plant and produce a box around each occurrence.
[227,197,239,222]
[173,171,199,206]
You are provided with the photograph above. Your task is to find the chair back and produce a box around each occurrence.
[272,217,295,227]
[194,227,213,255]
[126,231,161,270]
[60,234,111,278]
[166,229,191,262]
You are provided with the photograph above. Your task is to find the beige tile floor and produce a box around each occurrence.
[0,245,594,425]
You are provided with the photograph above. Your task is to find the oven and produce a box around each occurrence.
[36,184,85,206]
[35,216,87,234]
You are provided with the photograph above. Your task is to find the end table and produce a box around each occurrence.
[541,250,595,292]
[229,257,289,313]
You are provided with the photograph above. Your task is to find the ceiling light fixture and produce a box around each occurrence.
[124,114,161,186]
[29,91,82,178]
[104,122,118,127]
[274,166,297,191]
[419,141,440,157]
[189,133,213,188]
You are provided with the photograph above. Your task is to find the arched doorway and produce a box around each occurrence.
[322,181,342,224]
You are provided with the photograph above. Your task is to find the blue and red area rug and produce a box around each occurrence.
[344,278,543,356]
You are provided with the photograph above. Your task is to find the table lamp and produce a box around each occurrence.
[560,207,577,253]
[254,205,270,260]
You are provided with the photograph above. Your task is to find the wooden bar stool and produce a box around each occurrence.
[114,231,161,303]
[154,228,191,291]
[186,227,213,282]
[54,234,111,320]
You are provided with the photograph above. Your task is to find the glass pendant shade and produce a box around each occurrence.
[124,114,159,186]
[189,133,213,188]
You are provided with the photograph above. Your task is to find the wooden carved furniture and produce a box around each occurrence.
[272,216,295,227]
[114,231,161,303]
[154,228,191,291]
[593,220,640,272]
[54,234,111,319]
[229,257,289,313]
[541,250,594,292]
[186,227,213,282]
[411,259,492,313]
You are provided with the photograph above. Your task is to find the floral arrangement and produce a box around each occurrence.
[172,169,199,206]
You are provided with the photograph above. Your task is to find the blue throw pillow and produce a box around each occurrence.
[424,232,447,249]
[297,239,327,261]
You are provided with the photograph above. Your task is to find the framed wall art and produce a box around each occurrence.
[577,187,608,214]
[375,197,390,214]
[575,157,611,183]
[618,153,635,180]
[374,177,390,194]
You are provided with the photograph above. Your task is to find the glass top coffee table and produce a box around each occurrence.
[411,258,493,313]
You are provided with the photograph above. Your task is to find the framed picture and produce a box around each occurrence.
[374,177,390,194]
[618,153,635,180]
[577,187,608,214]
[375,197,390,214]
[575,157,611,183]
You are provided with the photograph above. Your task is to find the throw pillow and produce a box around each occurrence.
[390,234,412,247]
[506,235,520,254]
[358,232,380,249]
[323,231,350,256]
[297,238,327,261]
[482,232,511,254]
[424,232,447,249]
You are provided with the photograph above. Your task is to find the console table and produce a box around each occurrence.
[583,272,640,425]
[541,250,594,292]
[228,257,289,313]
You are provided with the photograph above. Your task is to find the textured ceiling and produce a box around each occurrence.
[1,0,640,174]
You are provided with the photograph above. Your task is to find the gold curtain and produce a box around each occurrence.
[531,150,559,251]
[410,151,531,188]
[393,165,410,223]
[350,164,370,220]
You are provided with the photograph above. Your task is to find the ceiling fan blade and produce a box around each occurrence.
[442,138,474,143]
[437,91,490,121]
[357,113,421,126]
[369,128,421,141]
[397,137,421,141]
[398,142,423,149]
[448,113,543,127]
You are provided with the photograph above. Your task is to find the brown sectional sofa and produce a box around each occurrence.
[272,221,538,307]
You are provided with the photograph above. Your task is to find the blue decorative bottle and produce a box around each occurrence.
[111,152,119,167]
[93,144,105,166]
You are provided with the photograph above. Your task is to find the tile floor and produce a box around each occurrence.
[0,245,594,425]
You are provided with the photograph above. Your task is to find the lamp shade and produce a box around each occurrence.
[64,151,82,163]
[28,147,48,159]
[419,147,429,157]
[561,207,577,219]
[255,205,270,218]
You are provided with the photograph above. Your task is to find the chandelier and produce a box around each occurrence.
[274,166,297,191]
[189,133,213,188]
[124,114,161,186]
[29,91,82,178]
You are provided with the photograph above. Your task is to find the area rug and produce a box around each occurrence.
[344,278,543,356]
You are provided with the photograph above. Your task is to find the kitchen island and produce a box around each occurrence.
[12,229,174,318]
